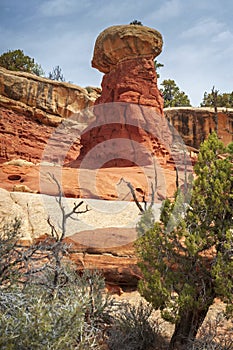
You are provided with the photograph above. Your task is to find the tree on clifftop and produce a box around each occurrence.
[201,88,233,108]
[129,20,143,25]
[0,49,44,76]
[136,132,233,349]
[48,65,66,82]
[160,79,191,107]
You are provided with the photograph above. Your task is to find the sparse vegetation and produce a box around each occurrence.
[48,65,66,82]
[0,268,111,349]
[0,49,70,82]
[0,174,112,349]
[201,88,233,108]
[107,300,162,350]
[190,312,233,350]
[129,20,143,25]
[0,209,112,349]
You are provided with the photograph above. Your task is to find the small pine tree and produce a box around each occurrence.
[154,60,164,79]
[136,132,233,349]
[160,79,191,107]
[0,49,44,75]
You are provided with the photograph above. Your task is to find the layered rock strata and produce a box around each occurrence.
[0,67,100,163]
[0,188,141,286]
[76,25,172,168]
[0,67,98,126]
[165,107,233,149]
[0,107,81,164]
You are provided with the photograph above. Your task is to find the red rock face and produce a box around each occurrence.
[95,57,164,113]
[73,24,172,169]
[0,107,81,164]
[76,57,171,169]
[0,108,53,164]
[165,107,233,149]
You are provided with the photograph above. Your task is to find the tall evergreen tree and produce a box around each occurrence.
[160,79,191,108]
[136,132,233,349]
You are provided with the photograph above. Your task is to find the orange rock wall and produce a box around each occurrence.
[76,57,171,168]
[96,57,163,114]
[165,108,233,148]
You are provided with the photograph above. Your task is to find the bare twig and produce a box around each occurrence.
[118,178,144,213]
[118,176,156,214]
[48,172,90,240]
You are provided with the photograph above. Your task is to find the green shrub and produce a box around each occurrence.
[0,49,44,75]
[0,269,110,349]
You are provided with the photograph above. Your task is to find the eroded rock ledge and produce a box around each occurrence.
[0,67,99,126]
[0,188,141,287]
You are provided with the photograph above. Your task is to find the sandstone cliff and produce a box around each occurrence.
[165,107,233,149]
[0,67,98,126]
[0,67,100,163]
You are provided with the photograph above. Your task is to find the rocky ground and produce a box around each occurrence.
[112,291,233,349]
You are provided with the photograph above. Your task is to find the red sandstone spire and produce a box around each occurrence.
[75,24,171,168]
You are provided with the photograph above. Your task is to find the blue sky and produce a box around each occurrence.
[0,0,233,106]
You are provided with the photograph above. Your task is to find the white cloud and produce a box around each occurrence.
[39,0,91,17]
[181,18,225,40]
[143,0,182,24]
[212,30,233,43]
[154,0,182,21]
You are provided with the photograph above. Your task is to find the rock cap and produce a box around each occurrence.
[92,24,163,73]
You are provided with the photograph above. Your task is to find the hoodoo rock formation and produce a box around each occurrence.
[76,25,172,168]
[92,24,163,109]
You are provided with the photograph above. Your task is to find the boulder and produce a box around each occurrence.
[0,188,142,286]
[92,24,163,73]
